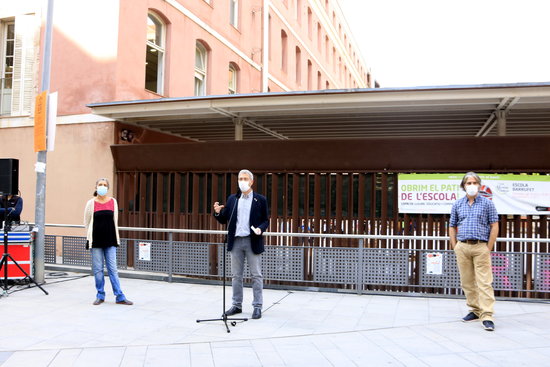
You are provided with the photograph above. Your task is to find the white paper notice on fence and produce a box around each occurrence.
[138,242,151,261]
[426,253,443,275]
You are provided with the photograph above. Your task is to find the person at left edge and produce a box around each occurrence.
[0,192,23,229]
[83,178,133,306]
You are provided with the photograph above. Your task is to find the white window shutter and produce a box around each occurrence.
[12,14,38,116]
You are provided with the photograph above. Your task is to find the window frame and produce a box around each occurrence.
[295,46,302,84]
[281,30,288,72]
[194,42,208,96]
[145,12,166,95]
[229,0,239,28]
[0,21,15,115]
[228,63,237,94]
[296,0,302,24]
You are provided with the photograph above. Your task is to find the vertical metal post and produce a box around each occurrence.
[234,118,243,141]
[357,238,364,295]
[34,0,55,283]
[497,110,507,136]
[168,232,173,282]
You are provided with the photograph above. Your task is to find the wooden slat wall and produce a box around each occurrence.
[116,170,550,297]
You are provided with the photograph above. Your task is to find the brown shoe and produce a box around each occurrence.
[116,299,133,305]
[93,298,104,305]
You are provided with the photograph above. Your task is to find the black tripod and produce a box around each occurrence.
[0,195,48,296]
[196,239,248,332]
[197,194,247,332]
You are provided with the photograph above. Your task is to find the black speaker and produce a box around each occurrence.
[0,158,19,196]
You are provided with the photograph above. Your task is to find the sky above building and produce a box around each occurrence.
[339,0,550,88]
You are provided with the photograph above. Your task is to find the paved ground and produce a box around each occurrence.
[1,271,550,366]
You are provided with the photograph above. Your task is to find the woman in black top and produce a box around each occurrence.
[84,178,132,305]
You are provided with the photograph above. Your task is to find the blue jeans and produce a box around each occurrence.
[91,246,126,302]
[230,237,263,309]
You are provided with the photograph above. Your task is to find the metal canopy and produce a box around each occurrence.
[88,83,550,142]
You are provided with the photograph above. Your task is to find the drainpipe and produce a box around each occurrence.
[261,0,269,92]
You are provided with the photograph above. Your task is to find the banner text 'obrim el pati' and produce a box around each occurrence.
[398,173,550,215]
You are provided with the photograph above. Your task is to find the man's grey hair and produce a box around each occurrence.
[460,172,481,191]
[239,169,254,181]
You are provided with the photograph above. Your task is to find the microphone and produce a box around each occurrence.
[224,188,241,236]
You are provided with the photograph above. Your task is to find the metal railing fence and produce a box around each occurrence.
[42,224,550,299]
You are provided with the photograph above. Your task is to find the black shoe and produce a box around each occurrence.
[93,298,104,305]
[225,306,242,316]
[482,320,495,331]
[462,312,479,322]
[252,308,262,319]
[116,299,134,305]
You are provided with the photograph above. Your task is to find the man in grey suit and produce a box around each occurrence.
[213,169,270,319]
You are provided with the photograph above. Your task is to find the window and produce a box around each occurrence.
[344,65,347,85]
[228,63,237,94]
[296,0,302,24]
[307,60,312,90]
[317,24,322,51]
[268,15,272,59]
[281,30,288,72]
[145,13,165,94]
[325,36,329,62]
[295,46,301,84]
[0,22,14,115]
[307,8,312,39]
[1,15,36,116]
[317,71,322,90]
[229,0,238,28]
[195,42,208,96]
[338,57,342,81]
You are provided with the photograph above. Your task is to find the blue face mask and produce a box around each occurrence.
[97,186,108,196]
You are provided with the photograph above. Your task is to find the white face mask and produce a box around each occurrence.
[238,181,250,193]
[465,185,479,196]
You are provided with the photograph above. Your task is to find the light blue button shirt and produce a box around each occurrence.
[235,191,253,237]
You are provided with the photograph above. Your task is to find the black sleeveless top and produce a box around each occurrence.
[92,199,118,248]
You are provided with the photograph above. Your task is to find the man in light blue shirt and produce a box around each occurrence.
[450,171,499,331]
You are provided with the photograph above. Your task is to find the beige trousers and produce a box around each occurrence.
[454,241,495,321]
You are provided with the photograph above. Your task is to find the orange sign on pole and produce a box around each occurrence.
[34,91,48,152]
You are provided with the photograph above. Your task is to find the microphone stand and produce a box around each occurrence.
[197,191,248,332]
[0,193,48,296]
